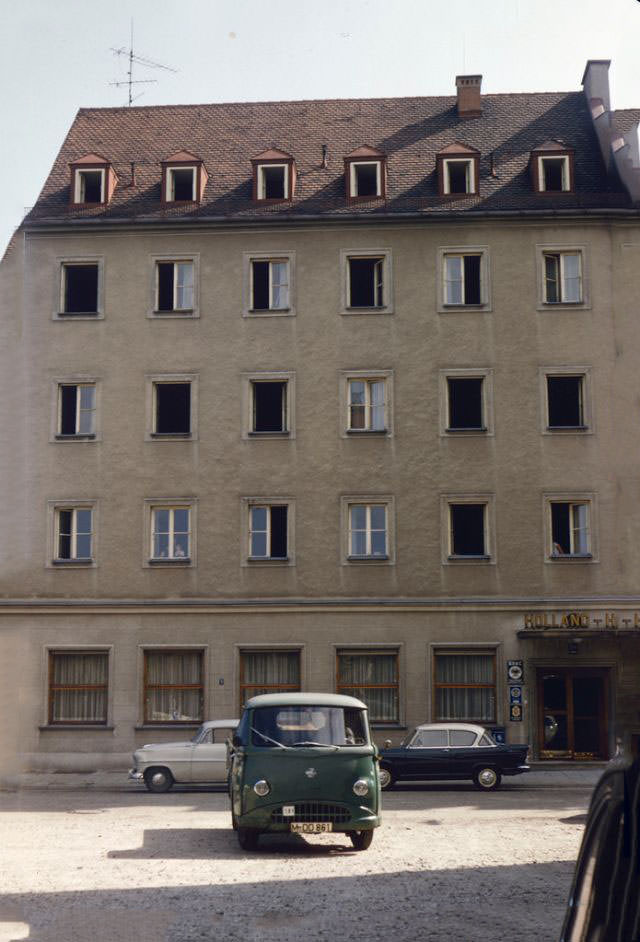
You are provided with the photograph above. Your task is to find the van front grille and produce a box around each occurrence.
[271,802,351,824]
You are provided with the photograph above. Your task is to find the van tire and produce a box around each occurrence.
[143,767,174,793]
[237,827,259,850]
[349,830,374,850]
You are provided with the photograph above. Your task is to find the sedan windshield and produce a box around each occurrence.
[250,706,368,748]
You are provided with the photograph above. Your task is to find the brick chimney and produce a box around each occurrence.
[456,75,483,119]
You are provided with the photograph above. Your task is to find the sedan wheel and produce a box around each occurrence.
[349,830,374,851]
[379,766,395,790]
[143,767,174,793]
[473,767,502,791]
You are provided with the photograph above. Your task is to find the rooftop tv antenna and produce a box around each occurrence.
[110,21,177,106]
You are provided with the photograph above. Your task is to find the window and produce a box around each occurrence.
[251,259,289,311]
[444,254,481,305]
[411,728,448,747]
[150,506,191,561]
[74,169,104,204]
[155,260,194,313]
[550,502,591,557]
[336,650,399,725]
[239,650,300,706]
[546,374,587,429]
[249,505,288,559]
[143,650,203,723]
[538,156,570,192]
[448,503,486,557]
[447,377,484,430]
[543,252,583,304]
[348,256,384,308]
[257,164,288,200]
[48,651,108,725]
[153,382,191,436]
[251,380,288,433]
[54,507,93,562]
[167,167,196,201]
[57,383,96,437]
[443,159,475,195]
[60,262,100,315]
[433,650,496,723]
[348,504,387,558]
[350,161,382,197]
[348,378,387,432]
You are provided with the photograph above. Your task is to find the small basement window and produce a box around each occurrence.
[444,254,481,305]
[167,167,196,201]
[350,162,381,197]
[156,261,194,312]
[251,381,287,433]
[251,259,289,311]
[449,503,486,556]
[61,264,99,315]
[447,377,484,430]
[539,156,569,192]
[348,257,384,308]
[153,383,191,435]
[550,502,590,556]
[58,384,96,436]
[74,169,104,203]
[249,505,288,559]
[257,164,287,200]
[547,376,585,429]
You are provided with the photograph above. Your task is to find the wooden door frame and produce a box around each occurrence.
[536,666,609,760]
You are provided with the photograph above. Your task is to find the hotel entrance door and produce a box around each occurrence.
[537,668,608,759]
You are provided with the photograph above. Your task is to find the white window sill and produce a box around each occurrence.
[247,430,290,438]
[347,554,390,561]
[152,309,195,316]
[39,724,113,731]
[447,554,491,561]
[54,433,97,441]
[148,557,192,566]
[546,425,589,432]
[549,553,593,561]
[346,428,389,436]
[52,558,94,566]
[55,312,103,320]
[247,556,289,562]
[343,306,391,316]
[445,427,487,434]
[149,432,193,440]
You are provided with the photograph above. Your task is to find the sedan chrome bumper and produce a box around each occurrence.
[128,769,144,782]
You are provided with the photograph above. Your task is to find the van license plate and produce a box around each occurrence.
[290,822,333,834]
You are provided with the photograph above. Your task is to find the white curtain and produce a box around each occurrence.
[241,651,300,702]
[338,653,398,723]
[435,653,495,722]
[50,652,107,723]
[145,651,202,722]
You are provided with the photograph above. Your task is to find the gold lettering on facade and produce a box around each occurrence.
[524,613,535,629]
[522,610,640,630]
[605,612,618,628]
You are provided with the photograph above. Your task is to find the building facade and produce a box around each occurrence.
[1,61,639,780]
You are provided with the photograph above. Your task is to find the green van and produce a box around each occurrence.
[229,692,381,851]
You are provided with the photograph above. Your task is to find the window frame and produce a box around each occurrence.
[340,369,393,437]
[340,249,393,315]
[439,368,494,436]
[55,257,104,320]
[441,494,495,565]
[544,493,597,563]
[335,647,401,726]
[341,495,395,566]
[255,163,290,201]
[536,245,589,311]
[47,500,97,568]
[238,648,302,709]
[432,647,498,725]
[143,498,197,568]
[437,246,491,312]
[242,371,296,440]
[534,153,573,194]
[540,367,593,435]
[242,497,295,567]
[145,373,198,441]
[51,377,100,442]
[348,160,383,199]
[73,168,106,205]
[142,648,205,725]
[442,158,476,195]
[150,255,199,318]
[165,166,197,202]
[46,648,111,727]
[242,251,295,317]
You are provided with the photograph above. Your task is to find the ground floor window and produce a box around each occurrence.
[239,650,300,706]
[144,650,203,723]
[48,650,108,724]
[433,650,496,723]
[336,650,399,724]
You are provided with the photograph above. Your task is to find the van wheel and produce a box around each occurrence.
[237,827,259,851]
[143,767,174,793]
[231,807,238,831]
[349,830,374,850]
[379,766,395,790]
[473,767,502,791]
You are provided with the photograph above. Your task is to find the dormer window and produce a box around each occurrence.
[345,146,386,200]
[436,144,480,197]
[531,142,574,194]
[161,151,207,204]
[251,150,295,202]
[69,154,116,206]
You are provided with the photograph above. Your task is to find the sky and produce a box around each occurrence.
[1,0,638,255]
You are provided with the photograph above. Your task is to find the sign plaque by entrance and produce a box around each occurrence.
[507,660,524,682]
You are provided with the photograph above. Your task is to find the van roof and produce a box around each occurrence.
[245,692,367,709]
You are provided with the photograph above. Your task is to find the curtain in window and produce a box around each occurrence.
[145,651,202,722]
[50,652,107,723]
[241,651,300,702]
[435,653,495,722]
[338,652,398,723]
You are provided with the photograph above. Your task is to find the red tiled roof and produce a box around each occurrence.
[24,90,634,226]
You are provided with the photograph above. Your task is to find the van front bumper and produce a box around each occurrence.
[237,800,380,833]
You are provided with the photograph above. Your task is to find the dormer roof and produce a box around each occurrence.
[162,150,203,164]
[69,152,111,165]
[345,145,385,159]
[437,142,480,156]
[531,140,573,153]
[252,148,294,162]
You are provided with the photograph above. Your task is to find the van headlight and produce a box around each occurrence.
[253,779,270,797]
[353,778,369,796]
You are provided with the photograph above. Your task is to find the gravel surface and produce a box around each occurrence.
[0,783,591,942]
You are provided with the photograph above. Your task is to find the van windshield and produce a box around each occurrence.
[250,705,368,748]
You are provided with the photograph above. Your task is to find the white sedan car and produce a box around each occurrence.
[129,719,239,792]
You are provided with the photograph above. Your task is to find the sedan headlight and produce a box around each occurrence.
[253,779,270,797]
[353,778,369,797]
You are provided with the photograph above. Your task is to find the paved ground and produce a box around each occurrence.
[0,777,596,942]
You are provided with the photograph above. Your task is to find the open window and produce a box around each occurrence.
[437,144,480,197]
[443,253,482,305]
[153,382,191,436]
[447,377,484,430]
[546,374,587,430]
[442,495,494,563]
[53,506,94,563]
[70,154,117,205]
[59,262,100,316]
[155,260,195,313]
[549,501,591,558]
[248,504,289,560]
[161,151,207,204]
[252,149,295,202]
[344,147,387,200]
[251,380,288,433]
[251,259,289,311]
[531,142,574,193]
[57,383,96,438]
[543,251,583,304]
